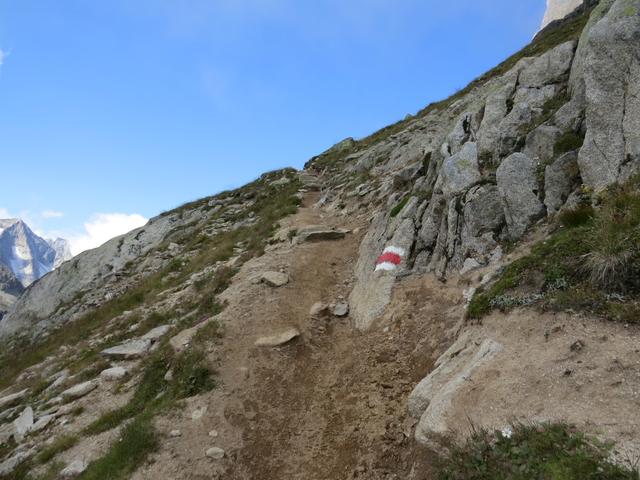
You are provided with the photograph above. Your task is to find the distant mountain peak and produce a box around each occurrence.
[0,218,72,288]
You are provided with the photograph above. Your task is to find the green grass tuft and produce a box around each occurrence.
[79,416,159,480]
[435,422,639,480]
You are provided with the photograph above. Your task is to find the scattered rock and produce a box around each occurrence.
[169,430,182,438]
[0,389,28,410]
[206,447,225,460]
[0,449,34,476]
[270,176,291,186]
[209,429,219,438]
[13,407,33,442]
[141,324,172,341]
[260,272,290,288]
[169,318,216,353]
[332,302,349,317]
[31,414,55,433]
[60,459,88,477]
[164,369,174,381]
[61,381,97,402]
[101,339,152,360]
[100,366,128,381]
[254,328,301,347]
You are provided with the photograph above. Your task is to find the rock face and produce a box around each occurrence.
[541,0,585,30]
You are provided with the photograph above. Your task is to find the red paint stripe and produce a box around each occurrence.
[376,252,402,265]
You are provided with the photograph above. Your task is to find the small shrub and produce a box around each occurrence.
[390,196,410,218]
[583,184,640,291]
[555,131,584,155]
[558,205,595,228]
[79,416,159,480]
[171,349,216,399]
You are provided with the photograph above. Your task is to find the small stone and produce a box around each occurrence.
[254,328,301,347]
[169,430,182,438]
[460,258,482,276]
[332,302,349,317]
[101,366,128,381]
[60,381,97,402]
[206,447,225,460]
[208,430,219,438]
[164,370,174,382]
[309,302,329,317]
[191,406,207,421]
[260,272,289,287]
[60,459,87,477]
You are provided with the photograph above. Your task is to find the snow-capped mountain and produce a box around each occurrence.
[47,237,73,269]
[0,219,70,287]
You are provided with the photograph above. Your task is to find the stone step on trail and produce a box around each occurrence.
[254,328,301,347]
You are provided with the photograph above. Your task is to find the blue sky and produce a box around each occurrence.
[0,0,545,253]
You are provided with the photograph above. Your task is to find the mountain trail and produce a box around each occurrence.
[131,190,462,480]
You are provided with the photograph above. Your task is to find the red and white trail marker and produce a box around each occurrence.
[375,246,405,272]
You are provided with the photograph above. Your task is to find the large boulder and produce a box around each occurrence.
[497,153,546,239]
[575,0,640,190]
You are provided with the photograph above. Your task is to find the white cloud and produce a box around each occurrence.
[69,213,148,255]
[0,49,6,70]
[0,207,11,218]
[41,210,64,219]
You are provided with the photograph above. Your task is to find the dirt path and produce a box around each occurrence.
[134,191,464,480]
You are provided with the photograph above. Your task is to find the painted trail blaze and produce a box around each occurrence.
[375,246,405,272]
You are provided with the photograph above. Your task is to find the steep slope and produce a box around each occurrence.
[1,1,640,479]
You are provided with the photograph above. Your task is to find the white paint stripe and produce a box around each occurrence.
[383,246,405,256]
[375,262,397,272]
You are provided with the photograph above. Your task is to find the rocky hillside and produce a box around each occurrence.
[0,1,639,479]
